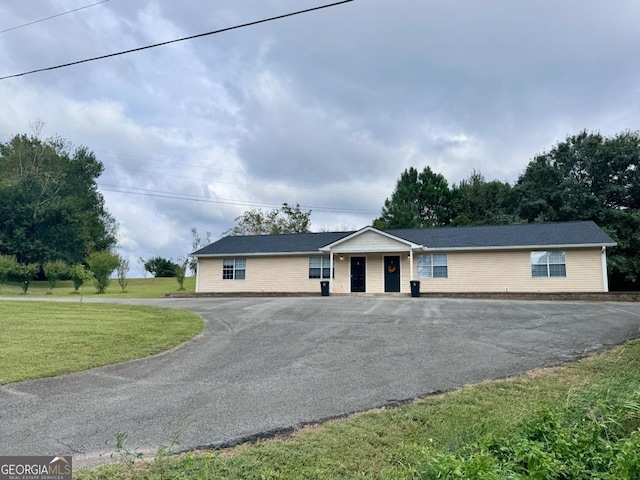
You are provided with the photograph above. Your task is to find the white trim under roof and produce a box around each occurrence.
[419,242,616,252]
[319,226,420,251]
[192,251,326,258]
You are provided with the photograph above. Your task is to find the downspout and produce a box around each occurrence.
[601,246,609,293]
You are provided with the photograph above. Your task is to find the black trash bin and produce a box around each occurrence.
[320,280,330,296]
[410,280,421,297]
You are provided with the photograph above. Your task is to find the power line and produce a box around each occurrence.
[0,0,110,35]
[112,166,386,195]
[0,0,354,81]
[98,183,379,215]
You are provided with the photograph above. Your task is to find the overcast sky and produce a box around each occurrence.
[1,0,639,275]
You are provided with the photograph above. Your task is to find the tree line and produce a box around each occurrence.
[373,130,640,291]
[3,128,638,291]
[218,130,639,290]
[0,133,126,292]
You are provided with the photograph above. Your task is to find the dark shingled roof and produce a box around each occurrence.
[192,231,353,255]
[386,221,615,249]
[192,221,615,256]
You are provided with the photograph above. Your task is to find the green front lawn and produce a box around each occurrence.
[0,276,195,298]
[0,301,203,384]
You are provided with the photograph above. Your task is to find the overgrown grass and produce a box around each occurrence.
[0,276,195,298]
[0,301,203,384]
[78,340,640,479]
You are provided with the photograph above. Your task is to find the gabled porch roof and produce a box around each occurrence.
[319,226,420,253]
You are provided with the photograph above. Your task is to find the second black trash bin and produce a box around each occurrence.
[410,280,421,297]
[320,280,330,296]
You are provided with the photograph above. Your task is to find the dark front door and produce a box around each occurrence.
[384,256,401,292]
[351,257,366,292]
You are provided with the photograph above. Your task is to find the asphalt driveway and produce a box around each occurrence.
[2,297,640,467]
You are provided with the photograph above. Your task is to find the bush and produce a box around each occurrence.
[116,255,129,293]
[175,257,188,291]
[143,256,178,278]
[43,260,68,292]
[414,378,640,479]
[70,264,90,293]
[87,251,120,293]
[14,263,40,294]
[0,254,17,291]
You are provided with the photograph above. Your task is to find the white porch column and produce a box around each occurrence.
[195,259,200,293]
[409,249,414,281]
[329,251,334,293]
[601,246,609,292]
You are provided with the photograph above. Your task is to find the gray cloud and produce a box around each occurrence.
[1,0,639,270]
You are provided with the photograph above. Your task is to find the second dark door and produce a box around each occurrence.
[384,256,401,292]
[351,257,366,292]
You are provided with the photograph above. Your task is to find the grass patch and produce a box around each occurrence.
[0,276,195,298]
[78,340,640,479]
[0,301,203,384]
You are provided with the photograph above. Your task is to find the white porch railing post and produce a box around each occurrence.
[329,251,334,293]
[409,249,414,282]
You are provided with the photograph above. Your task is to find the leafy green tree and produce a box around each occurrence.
[143,256,179,277]
[0,133,117,265]
[0,254,17,291]
[175,257,188,291]
[373,166,450,229]
[87,251,119,293]
[43,260,68,293]
[515,130,640,289]
[225,203,312,235]
[14,262,39,294]
[512,156,566,222]
[70,264,90,293]
[449,170,519,226]
[116,255,129,293]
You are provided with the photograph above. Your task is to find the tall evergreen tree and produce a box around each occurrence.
[449,170,518,226]
[373,166,450,229]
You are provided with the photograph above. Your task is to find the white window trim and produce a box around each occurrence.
[531,251,566,278]
[417,253,448,279]
[309,256,334,279]
[222,258,246,280]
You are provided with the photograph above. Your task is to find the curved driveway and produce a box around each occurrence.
[2,297,640,467]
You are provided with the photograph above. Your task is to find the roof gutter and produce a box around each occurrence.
[418,242,616,252]
[191,251,328,258]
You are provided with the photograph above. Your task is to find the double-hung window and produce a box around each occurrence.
[531,251,566,277]
[222,258,246,280]
[309,257,333,279]
[417,254,448,278]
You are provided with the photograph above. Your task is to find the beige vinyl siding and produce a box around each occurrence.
[333,231,411,252]
[197,256,327,293]
[196,247,606,294]
[414,248,605,293]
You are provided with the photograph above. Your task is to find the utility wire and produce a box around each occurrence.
[0,0,110,35]
[99,183,378,214]
[0,0,354,81]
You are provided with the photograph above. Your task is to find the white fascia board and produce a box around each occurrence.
[419,242,616,252]
[320,226,419,250]
[193,251,323,258]
[325,246,418,253]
